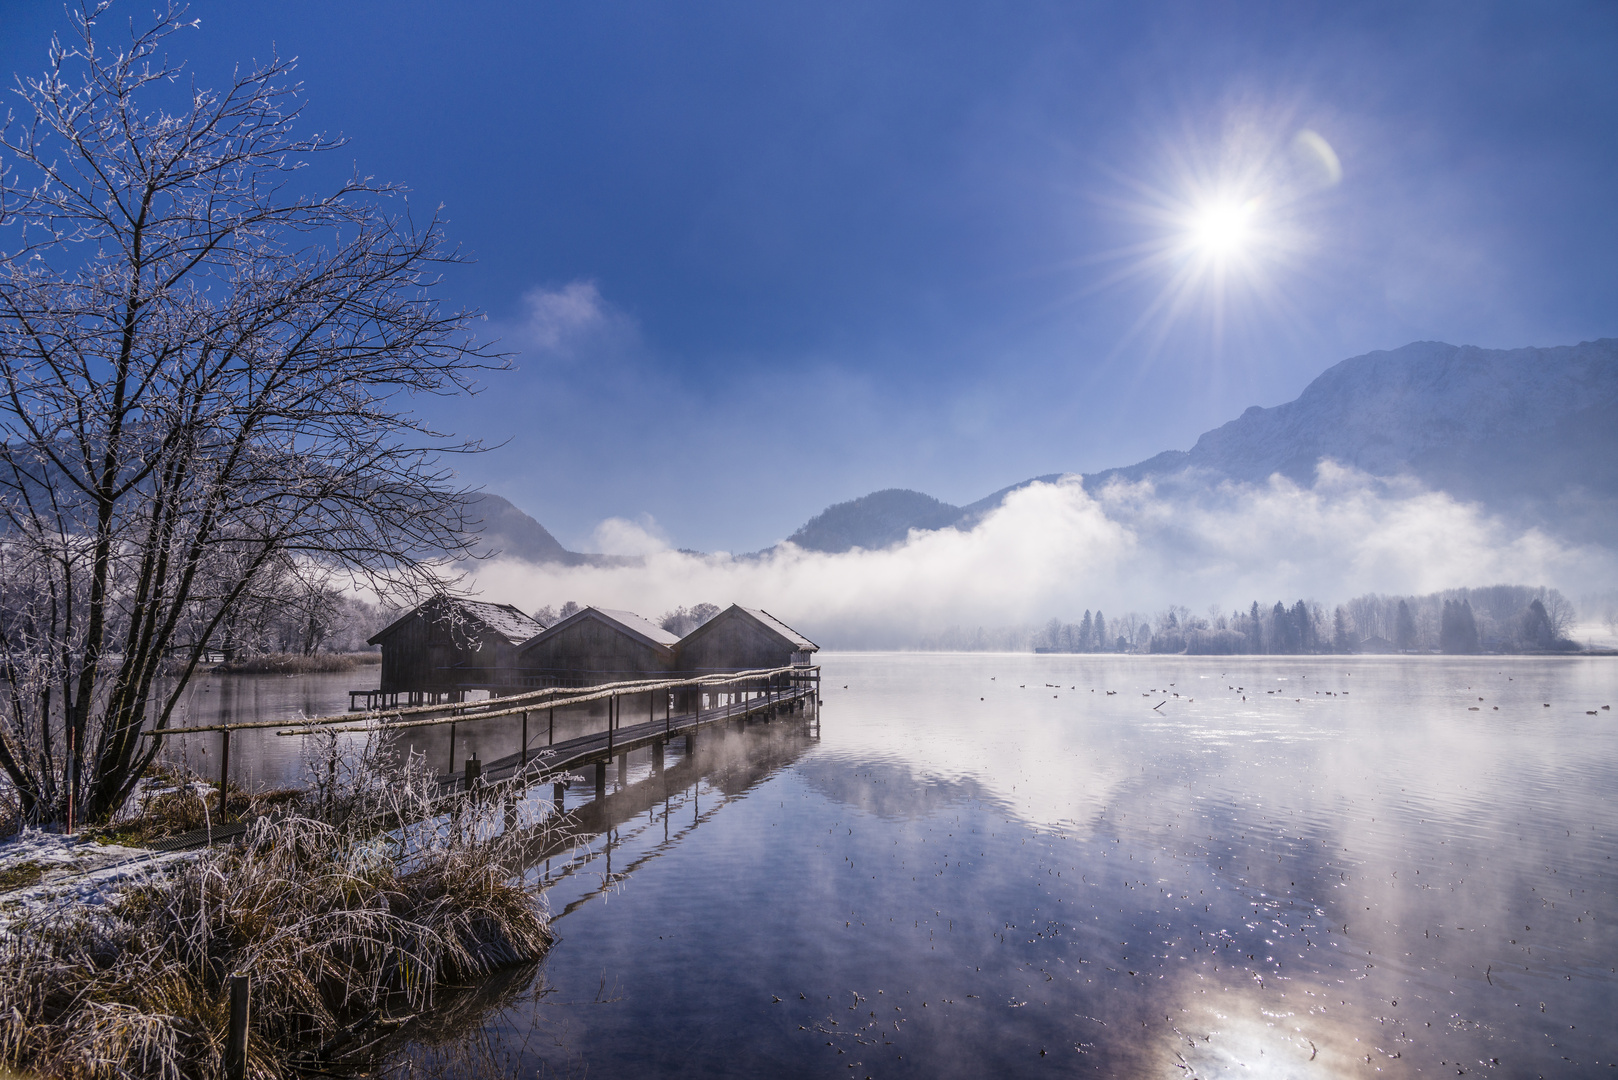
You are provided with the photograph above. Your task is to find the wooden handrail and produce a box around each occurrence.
[141,665,819,736]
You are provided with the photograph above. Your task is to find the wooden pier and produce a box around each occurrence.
[146,665,821,820]
[432,675,819,797]
[348,687,466,711]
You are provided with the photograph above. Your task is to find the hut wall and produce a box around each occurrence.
[518,619,674,687]
[449,635,525,687]
[378,614,428,692]
[379,611,514,693]
[378,612,463,693]
[678,612,799,673]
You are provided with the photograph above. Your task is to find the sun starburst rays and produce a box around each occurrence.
[1069,119,1341,368]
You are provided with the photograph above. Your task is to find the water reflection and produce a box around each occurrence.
[528,719,818,920]
[178,654,1618,1076]
[158,670,366,787]
[487,653,1618,1077]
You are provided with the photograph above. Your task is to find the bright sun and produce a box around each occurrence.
[1188,200,1254,256]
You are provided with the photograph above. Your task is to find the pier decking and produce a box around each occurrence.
[144,665,821,840]
[434,677,818,796]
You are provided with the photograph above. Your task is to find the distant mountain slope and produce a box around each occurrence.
[780,338,1618,554]
[478,338,1618,562]
[1082,338,1618,541]
[465,493,640,567]
[956,474,1066,527]
[465,493,573,563]
[779,475,1069,553]
[1088,339,1618,487]
[787,489,965,553]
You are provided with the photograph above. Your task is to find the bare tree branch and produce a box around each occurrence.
[0,2,508,823]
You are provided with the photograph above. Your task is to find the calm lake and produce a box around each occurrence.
[172,652,1618,1077]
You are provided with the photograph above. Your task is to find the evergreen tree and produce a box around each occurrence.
[1460,599,1480,652]
[1439,600,1480,653]
[1271,601,1293,653]
[1395,599,1418,650]
[1292,600,1313,652]
[1248,601,1265,653]
[1078,610,1093,653]
[1093,611,1107,652]
[1333,605,1353,653]
[1523,598,1553,649]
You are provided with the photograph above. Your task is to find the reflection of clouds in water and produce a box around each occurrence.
[492,656,1616,1077]
[807,655,1618,1074]
[792,754,988,822]
[1057,658,1618,1074]
[472,469,1613,646]
[805,655,1152,830]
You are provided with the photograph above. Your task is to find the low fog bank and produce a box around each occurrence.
[468,467,1618,649]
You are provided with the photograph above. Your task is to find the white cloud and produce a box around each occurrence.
[468,467,1616,645]
[510,280,636,357]
[590,515,671,557]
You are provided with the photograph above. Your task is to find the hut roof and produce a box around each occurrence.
[367,597,545,647]
[682,604,818,652]
[519,606,680,653]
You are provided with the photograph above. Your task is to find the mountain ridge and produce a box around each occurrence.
[474,337,1618,560]
[464,493,641,568]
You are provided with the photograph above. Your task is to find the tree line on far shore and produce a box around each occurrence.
[916,584,1585,655]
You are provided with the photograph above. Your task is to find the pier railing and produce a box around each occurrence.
[144,665,821,813]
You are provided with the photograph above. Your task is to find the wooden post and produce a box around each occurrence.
[520,711,528,767]
[549,706,555,746]
[465,754,482,792]
[652,739,664,774]
[617,752,627,788]
[607,695,614,755]
[225,972,250,1080]
[447,721,456,776]
[65,727,75,835]
[594,761,606,800]
[553,781,565,812]
[218,729,231,816]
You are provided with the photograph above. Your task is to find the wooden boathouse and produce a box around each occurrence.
[358,597,545,710]
[514,607,679,688]
[354,597,818,713]
[676,604,818,673]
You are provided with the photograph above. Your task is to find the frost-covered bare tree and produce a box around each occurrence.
[0,3,503,823]
[658,602,720,637]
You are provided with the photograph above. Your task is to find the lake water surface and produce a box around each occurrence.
[179,653,1618,1077]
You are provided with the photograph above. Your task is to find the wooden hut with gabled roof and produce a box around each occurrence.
[676,604,818,674]
[360,596,545,708]
[513,606,680,689]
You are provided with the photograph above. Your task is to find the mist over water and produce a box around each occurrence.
[472,471,1616,647]
[493,652,1617,1077]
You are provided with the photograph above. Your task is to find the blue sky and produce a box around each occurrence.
[4,1,1615,553]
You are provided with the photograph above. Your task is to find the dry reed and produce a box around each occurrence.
[211,652,379,675]
[0,731,554,1079]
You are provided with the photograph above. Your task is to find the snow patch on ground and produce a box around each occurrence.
[0,827,193,932]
